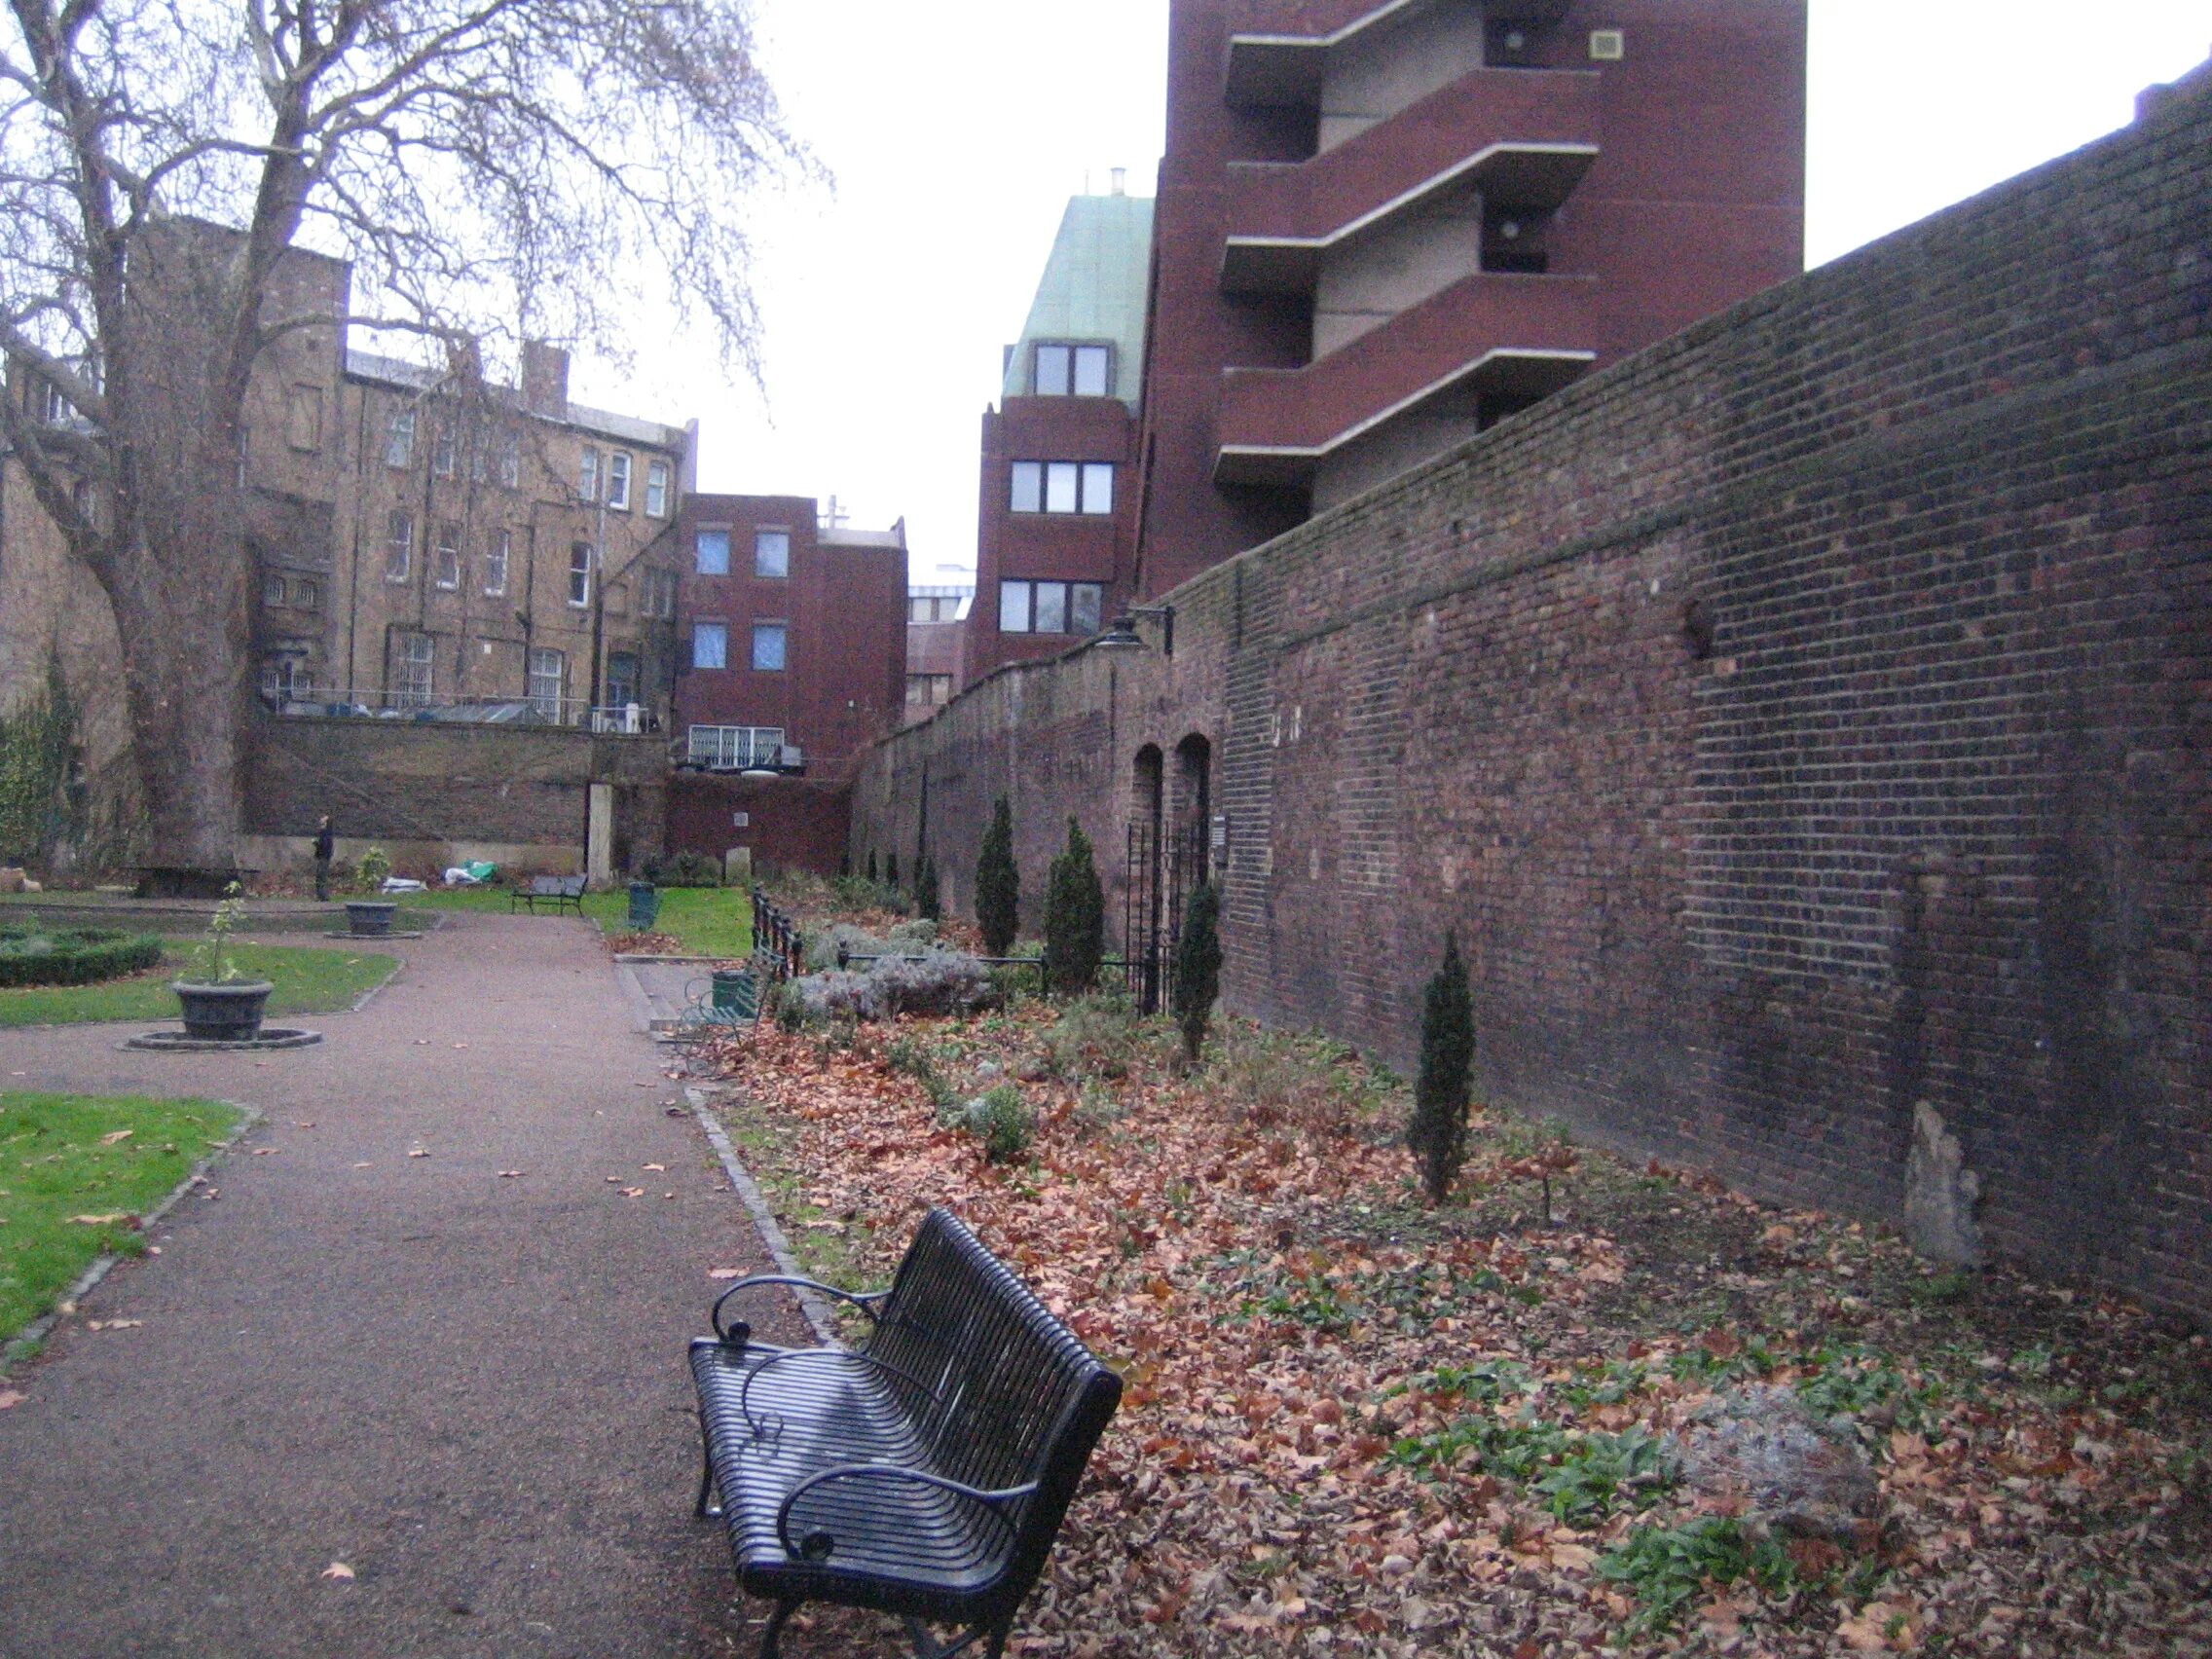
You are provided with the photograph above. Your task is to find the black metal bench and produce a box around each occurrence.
[510,873,587,914]
[689,1208,1123,1659]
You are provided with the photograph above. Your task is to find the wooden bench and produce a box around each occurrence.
[689,1208,1123,1659]
[509,874,586,914]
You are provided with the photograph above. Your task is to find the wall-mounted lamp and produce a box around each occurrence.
[1093,603,1176,657]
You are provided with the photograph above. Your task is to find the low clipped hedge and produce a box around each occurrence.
[0,926,166,989]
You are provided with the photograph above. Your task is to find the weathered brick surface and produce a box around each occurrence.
[853,81,2212,1317]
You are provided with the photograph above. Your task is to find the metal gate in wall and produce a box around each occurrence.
[1124,818,1208,1014]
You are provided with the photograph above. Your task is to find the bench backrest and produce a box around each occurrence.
[864,1209,1122,1603]
[529,876,564,896]
[561,875,587,896]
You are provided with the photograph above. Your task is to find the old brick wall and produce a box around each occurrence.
[247,716,666,875]
[853,79,2212,1316]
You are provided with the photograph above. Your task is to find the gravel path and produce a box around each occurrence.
[0,912,793,1659]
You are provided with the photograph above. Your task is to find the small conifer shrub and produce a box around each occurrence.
[1408,933,1475,1204]
[866,850,878,883]
[915,851,941,922]
[1170,881,1223,1066]
[975,795,1020,958]
[1043,817,1104,999]
[886,852,900,890]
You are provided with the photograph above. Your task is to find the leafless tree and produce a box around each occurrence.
[0,0,808,867]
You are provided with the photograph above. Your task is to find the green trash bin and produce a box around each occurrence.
[628,880,660,931]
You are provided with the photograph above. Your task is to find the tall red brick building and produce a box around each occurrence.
[1131,0,1807,594]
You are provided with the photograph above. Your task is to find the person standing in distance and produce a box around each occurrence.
[313,815,336,902]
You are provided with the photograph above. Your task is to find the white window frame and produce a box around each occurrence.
[432,423,457,478]
[385,409,416,469]
[484,531,510,597]
[527,646,566,719]
[645,459,671,517]
[385,510,413,582]
[751,620,789,673]
[606,451,632,511]
[755,528,790,579]
[1011,460,1114,515]
[434,522,461,590]
[696,527,731,575]
[687,724,785,770]
[568,541,593,608]
[692,621,728,671]
[1000,579,1105,636]
[497,432,521,489]
[393,631,434,708]
[577,446,601,502]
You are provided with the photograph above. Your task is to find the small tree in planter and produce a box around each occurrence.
[355,845,392,896]
[1043,817,1103,1000]
[172,883,274,1042]
[1170,881,1223,1068]
[975,796,1020,959]
[1407,933,1475,1204]
[914,851,942,922]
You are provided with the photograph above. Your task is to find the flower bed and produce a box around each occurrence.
[0,927,164,989]
[699,1001,2211,1658]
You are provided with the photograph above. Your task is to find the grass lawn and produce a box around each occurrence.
[0,1092,243,1344]
[402,884,754,958]
[0,943,396,1028]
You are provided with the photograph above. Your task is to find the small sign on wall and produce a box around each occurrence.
[732,812,751,829]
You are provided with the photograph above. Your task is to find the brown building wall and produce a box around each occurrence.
[852,79,2212,1317]
[1133,0,1808,595]
[670,496,906,781]
[666,774,852,879]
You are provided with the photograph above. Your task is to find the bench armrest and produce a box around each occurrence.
[776,1465,1040,1563]
[712,1273,890,1346]
[737,1347,945,1440]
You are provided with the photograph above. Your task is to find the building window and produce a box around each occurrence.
[577,446,600,502]
[432,423,457,478]
[606,451,631,510]
[261,656,312,703]
[385,510,413,582]
[999,579,1104,636]
[642,569,677,619]
[568,541,593,608]
[484,531,510,597]
[393,631,434,708]
[296,578,319,609]
[906,673,953,708]
[385,409,416,469]
[692,621,728,671]
[263,573,287,608]
[756,529,790,579]
[496,431,521,489]
[606,651,641,711]
[434,523,461,589]
[528,646,566,719]
[1011,461,1113,515]
[688,724,784,770]
[645,459,671,517]
[696,527,731,575]
[1034,343,1112,398]
[752,621,788,672]
[285,385,321,452]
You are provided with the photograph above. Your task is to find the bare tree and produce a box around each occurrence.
[0,0,808,868]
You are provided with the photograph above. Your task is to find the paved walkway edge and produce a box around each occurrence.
[684,1087,839,1346]
[2,1100,265,1371]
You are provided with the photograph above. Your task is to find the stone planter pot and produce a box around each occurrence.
[172,980,276,1044]
[344,901,400,939]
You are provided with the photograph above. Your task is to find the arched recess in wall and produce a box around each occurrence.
[1173,732,1212,880]
[1129,744,1166,1011]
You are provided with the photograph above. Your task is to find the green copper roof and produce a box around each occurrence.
[1001,193,1156,411]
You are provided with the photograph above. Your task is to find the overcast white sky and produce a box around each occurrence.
[570,1,2211,585]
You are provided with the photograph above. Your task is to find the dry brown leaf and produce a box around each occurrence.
[68,1213,132,1227]
[708,1268,746,1280]
[0,1389,25,1410]
[98,1129,133,1145]
[319,1563,356,1582]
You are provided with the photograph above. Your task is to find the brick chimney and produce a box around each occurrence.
[520,340,570,418]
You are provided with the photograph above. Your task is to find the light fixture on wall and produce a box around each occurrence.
[1093,603,1176,657]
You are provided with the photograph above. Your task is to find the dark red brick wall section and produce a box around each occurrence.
[852,83,2212,1317]
[666,774,852,879]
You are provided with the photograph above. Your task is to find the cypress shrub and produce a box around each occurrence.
[886,852,899,890]
[866,850,878,883]
[1407,933,1475,1204]
[975,795,1020,958]
[915,851,941,922]
[1042,817,1103,999]
[1169,881,1223,1066]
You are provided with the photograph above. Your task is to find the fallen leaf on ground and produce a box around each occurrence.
[252,1148,278,1157]
[319,1563,355,1582]
[619,1187,645,1198]
[663,1192,677,1199]
[0,1389,24,1409]
[642,1163,667,1172]
[708,1268,746,1280]
[452,1043,469,1050]
[99,1129,133,1146]
[498,1170,525,1179]
[85,1319,143,1331]
[292,1121,316,1128]
[68,1213,133,1227]
[407,1149,429,1159]
[351,1161,371,1169]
